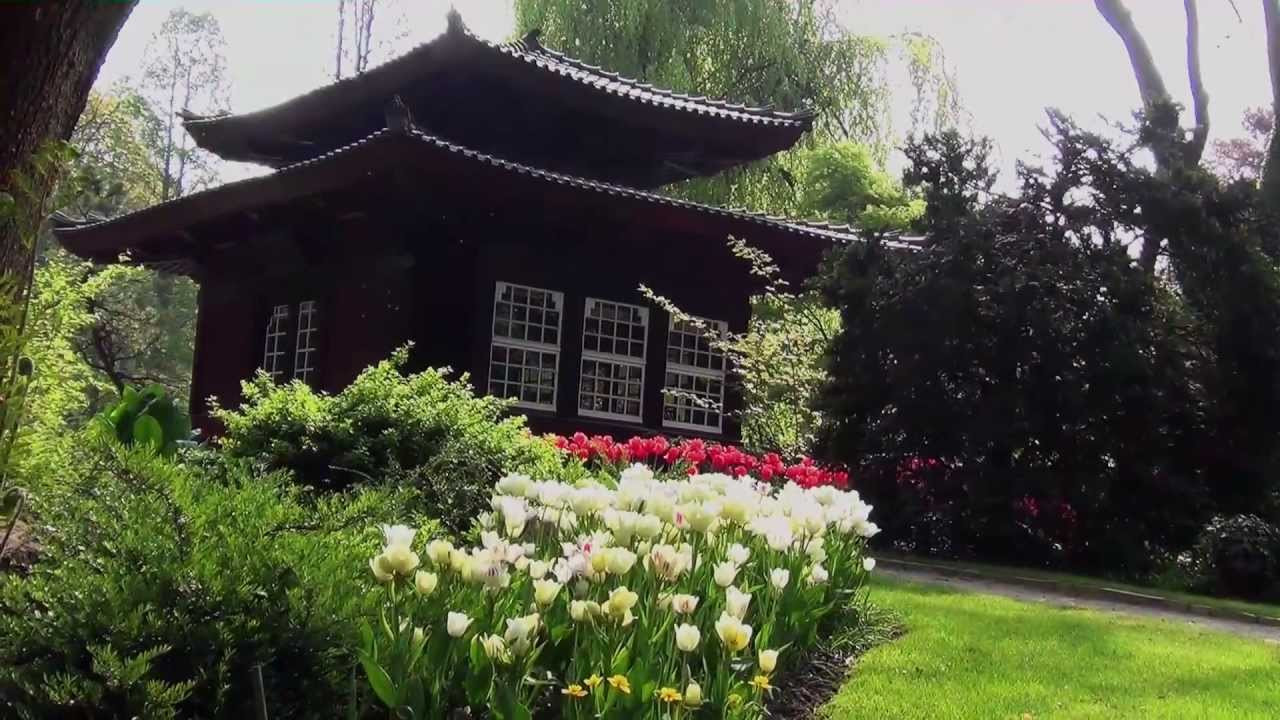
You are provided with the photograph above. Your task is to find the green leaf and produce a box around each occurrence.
[133,414,164,451]
[404,675,426,716]
[493,681,532,720]
[358,622,375,655]
[358,653,399,709]
[610,646,631,676]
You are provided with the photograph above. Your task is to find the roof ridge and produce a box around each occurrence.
[183,10,814,132]
[519,40,819,120]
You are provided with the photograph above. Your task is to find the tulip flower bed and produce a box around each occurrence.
[358,463,879,719]
[548,432,852,490]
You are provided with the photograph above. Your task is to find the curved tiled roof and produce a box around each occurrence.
[495,30,814,129]
[55,123,904,265]
[184,11,812,135]
[179,10,814,176]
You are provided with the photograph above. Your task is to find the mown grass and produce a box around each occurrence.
[824,577,1280,720]
[880,552,1280,620]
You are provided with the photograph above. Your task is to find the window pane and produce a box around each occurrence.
[490,282,562,410]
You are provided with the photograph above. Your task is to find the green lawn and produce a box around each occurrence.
[825,578,1280,720]
[880,552,1280,621]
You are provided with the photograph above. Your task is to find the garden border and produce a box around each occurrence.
[875,554,1280,629]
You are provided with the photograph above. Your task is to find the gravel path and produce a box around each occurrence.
[880,566,1280,644]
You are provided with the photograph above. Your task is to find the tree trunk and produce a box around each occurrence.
[1096,0,1209,273]
[0,1,136,296]
[1262,0,1280,202]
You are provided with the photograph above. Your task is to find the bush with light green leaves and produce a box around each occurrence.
[214,346,562,533]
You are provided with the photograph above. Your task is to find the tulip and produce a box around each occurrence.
[714,612,753,652]
[495,472,533,497]
[369,556,393,582]
[604,587,639,618]
[527,559,549,580]
[605,547,638,575]
[381,524,416,550]
[808,563,829,585]
[683,681,703,708]
[681,501,719,533]
[727,543,751,565]
[725,586,752,620]
[671,593,699,614]
[758,648,780,674]
[379,545,420,577]
[770,568,790,591]
[533,578,562,606]
[504,613,540,655]
[479,634,509,663]
[863,557,876,572]
[446,612,473,638]
[674,623,701,652]
[414,570,439,595]
[713,560,739,588]
[634,514,663,540]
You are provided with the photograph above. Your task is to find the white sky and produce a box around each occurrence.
[95,0,1273,189]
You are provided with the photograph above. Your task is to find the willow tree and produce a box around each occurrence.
[513,0,956,214]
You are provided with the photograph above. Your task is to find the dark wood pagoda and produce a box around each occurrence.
[55,11,868,441]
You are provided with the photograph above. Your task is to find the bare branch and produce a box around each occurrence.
[1263,0,1280,197]
[1185,0,1210,162]
[1094,0,1170,108]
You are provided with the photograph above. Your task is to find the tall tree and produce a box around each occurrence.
[1094,0,1210,272]
[333,0,408,80]
[142,9,228,201]
[1262,0,1280,198]
[0,1,135,344]
[53,89,196,401]
[512,0,958,214]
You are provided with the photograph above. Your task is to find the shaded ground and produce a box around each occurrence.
[880,565,1280,643]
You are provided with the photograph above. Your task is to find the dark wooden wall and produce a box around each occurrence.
[190,199,769,442]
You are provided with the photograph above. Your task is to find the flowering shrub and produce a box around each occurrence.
[548,432,850,490]
[356,463,879,718]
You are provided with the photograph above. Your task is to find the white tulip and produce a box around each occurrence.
[808,563,829,585]
[533,578,562,606]
[770,568,791,591]
[414,571,438,595]
[380,524,416,551]
[727,543,751,565]
[670,593,699,614]
[446,612,473,637]
[713,560,739,588]
[725,586,752,620]
[674,623,701,652]
[863,557,876,572]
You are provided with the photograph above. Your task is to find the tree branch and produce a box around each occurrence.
[1095,0,1170,108]
[1262,0,1280,199]
[1184,0,1210,163]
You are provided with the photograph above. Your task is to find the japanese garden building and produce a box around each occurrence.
[55,11,867,441]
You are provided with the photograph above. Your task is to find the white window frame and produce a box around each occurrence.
[293,300,319,384]
[262,304,291,380]
[662,315,728,434]
[489,281,563,411]
[578,297,648,423]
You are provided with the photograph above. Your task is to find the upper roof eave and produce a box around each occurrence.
[56,125,899,275]
[180,10,815,166]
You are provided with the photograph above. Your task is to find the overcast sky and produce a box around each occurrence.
[95,0,1273,189]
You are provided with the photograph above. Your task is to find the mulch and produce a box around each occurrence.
[764,644,861,719]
